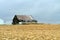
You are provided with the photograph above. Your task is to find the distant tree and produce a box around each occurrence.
[32,20,37,23]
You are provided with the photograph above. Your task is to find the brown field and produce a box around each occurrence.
[0,24,60,40]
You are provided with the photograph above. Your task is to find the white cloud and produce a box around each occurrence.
[0,18,4,24]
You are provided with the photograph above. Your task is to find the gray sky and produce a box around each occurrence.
[0,0,60,24]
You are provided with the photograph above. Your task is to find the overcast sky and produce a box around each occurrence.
[0,0,60,24]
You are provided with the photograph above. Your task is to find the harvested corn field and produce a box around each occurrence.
[0,24,60,40]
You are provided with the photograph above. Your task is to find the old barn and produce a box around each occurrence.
[12,15,37,25]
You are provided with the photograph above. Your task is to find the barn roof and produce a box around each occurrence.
[15,15,34,20]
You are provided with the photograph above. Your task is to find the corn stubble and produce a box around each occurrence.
[0,24,60,40]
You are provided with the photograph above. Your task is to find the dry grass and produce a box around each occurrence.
[0,24,60,40]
